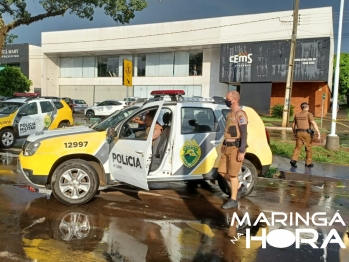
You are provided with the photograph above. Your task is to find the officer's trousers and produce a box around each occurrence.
[291,131,312,165]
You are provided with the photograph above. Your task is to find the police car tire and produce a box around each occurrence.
[51,159,99,205]
[58,122,69,128]
[217,159,257,198]
[0,128,15,148]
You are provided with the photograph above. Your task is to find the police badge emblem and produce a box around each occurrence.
[180,139,202,168]
[44,115,51,128]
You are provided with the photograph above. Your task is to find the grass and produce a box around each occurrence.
[270,140,349,166]
[264,167,279,178]
[261,115,321,124]
[346,109,349,119]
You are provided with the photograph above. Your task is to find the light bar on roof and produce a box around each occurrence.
[14,92,39,97]
[182,97,215,102]
[150,90,185,96]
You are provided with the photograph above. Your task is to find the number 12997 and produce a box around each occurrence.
[64,141,88,148]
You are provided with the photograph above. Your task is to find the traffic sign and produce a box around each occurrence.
[123,59,132,87]
[322,94,326,100]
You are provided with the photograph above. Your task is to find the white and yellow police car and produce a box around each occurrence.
[18,90,272,205]
[0,97,73,148]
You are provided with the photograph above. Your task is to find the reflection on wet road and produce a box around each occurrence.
[0,157,348,262]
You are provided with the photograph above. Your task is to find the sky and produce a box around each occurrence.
[5,0,349,52]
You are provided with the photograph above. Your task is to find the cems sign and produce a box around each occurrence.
[229,52,253,65]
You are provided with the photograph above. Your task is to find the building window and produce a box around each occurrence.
[174,52,189,77]
[189,51,203,76]
[136,54,146,77]
[60,57,95,78]
[97,56,119,77]
[145,52,174,77]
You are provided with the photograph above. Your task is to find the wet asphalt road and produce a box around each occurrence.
[0,156,348,262]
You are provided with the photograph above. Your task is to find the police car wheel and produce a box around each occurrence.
[58,122,69,128]
[51,159,99,205]
[217,159,257,198]
[0,128,15,148]
[86,110,94,119]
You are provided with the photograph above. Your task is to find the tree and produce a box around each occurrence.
[0,66,32,96]
[333,53,349,106]
[0,0,148,50]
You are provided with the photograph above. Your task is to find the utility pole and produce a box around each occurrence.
[326,0,344,151]
[281,0,300,127]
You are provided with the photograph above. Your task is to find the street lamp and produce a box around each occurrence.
[326,0,344,151]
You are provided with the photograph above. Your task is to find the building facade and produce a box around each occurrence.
[0,43,43,95]
[40,6,334,116]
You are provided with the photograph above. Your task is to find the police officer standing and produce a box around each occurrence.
[290,102,321,168]
[218,91,248,209]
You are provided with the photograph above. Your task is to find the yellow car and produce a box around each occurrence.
[0,97,73,148]
[18,91,272,205]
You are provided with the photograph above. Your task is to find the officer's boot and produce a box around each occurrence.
[290,160,297,168]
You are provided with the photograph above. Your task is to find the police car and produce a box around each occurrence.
[18,90,272,205]
[0,97,73,148]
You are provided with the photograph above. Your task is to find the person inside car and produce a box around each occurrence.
[136,110,163,144]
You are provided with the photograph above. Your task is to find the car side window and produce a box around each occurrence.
[110,101,121,106]
[53,101,64,109]
[181,107,219,134]
[98,101,107,106]
[40,101,54,113]
[19,103,38,115]
[221,109,229,119]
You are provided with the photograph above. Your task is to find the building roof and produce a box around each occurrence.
[41,7,333,55]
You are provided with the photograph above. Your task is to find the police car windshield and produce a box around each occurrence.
[0,102,24,114]
[92,106,139,131]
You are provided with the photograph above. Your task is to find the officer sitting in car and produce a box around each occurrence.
[135,110,163,144]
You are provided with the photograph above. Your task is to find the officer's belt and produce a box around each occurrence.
[223,140,241,147]
[296,129,309,132]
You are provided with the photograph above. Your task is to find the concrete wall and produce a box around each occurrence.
[41,7,333,54]
[43,55,60,96]
[28,45,43,92]
[271,82,331,117]
[203,48,228,97]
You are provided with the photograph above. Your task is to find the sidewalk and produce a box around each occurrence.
[272,155,349,181]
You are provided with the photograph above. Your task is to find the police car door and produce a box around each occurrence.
[109,100,164,190]
[37,100,56,130]
[17,102,40,136]
[171,104,224,176]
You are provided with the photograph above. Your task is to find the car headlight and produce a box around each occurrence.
[24,142,41,156]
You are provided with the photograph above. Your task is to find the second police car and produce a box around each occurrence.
[18,90,272,205]
[0,96,73,148]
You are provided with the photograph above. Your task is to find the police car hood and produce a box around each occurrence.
[26,126,94,142]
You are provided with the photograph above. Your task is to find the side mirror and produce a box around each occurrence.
[188,119,198,127]
[18,112,28,117]
[106,127,117,143]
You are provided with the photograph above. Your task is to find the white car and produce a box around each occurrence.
[84,100,126,118]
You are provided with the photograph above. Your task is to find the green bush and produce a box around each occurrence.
[271,103,295,118]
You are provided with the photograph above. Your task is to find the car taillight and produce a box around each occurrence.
[265,129,270,145]
[73,104,77,107]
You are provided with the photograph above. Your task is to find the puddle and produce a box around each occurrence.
[19,197,228,262]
